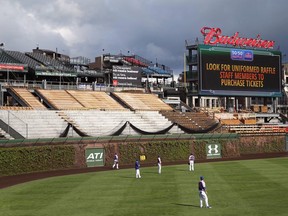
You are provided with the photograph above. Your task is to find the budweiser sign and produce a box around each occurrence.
[0,64,24,71]
[200,27,275,49]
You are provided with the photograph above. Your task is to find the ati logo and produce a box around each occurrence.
[207,144,219,154]
[87,152,103,160]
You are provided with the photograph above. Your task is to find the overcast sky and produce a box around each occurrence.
[1,0,288,74]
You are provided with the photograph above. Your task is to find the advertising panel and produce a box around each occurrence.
[85,148,105,167]
[0,64,27,72]
[206,143,222,159]
[199,44,282,97]
[112,66,142,87]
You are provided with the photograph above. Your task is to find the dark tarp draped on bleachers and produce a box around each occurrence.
[177,122,220,134]
[110,121,128,136]
[129,122,176,135]
[60,121,219,137]
[59,124,70,137]
[59,123,89,137]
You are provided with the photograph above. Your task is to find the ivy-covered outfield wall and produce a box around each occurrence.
[0,145,75,176]
[104,134,287,166]
[0,134,286,176]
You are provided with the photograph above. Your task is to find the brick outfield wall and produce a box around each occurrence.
[0,134,287,176]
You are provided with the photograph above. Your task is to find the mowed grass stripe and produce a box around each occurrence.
[200,162,255,215]
[46,171,132,216]
[239,158,288,215]
[0,158,288,216]
[210,158,288,216]
[113,166,182,216]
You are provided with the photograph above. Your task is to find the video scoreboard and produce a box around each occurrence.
[199,44,282,97]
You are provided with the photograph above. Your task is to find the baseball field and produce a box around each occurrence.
[0,157,287,216]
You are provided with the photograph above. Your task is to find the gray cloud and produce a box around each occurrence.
[1,0,287,74]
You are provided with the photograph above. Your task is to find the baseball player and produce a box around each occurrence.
[188,153,195,171]
[112,153,119,169]
[157,155,162,174]
[198,176,212,208]
[135,159,141,178]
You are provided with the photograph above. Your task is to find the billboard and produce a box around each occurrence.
[0,63,27,72]
[112,66,142,87]
[206,143,222,159]
[85,148,105,167]
[199,44,282,97]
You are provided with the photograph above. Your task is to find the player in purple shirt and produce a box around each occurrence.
[198,176,212,208]
[135,159,141,178]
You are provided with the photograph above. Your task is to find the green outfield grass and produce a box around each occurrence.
[0,157,288,216]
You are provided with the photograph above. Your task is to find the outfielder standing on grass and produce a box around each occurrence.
[135,159,141,178]
[112,153,119,169]
[188,153,195,171]
[157,155,162,174]
[198,176,212,208]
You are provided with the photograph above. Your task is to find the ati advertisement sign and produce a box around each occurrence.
[199,44,282,97]
[206,143,222,159]
[112,66,141,87]
[85,148,105,167]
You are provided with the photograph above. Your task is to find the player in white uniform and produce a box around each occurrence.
[157,156,162,174]
[188,153,195,171]
[198,176,212,208]
[112,153,119,169]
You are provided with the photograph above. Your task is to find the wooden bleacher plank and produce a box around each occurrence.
[67,90,126,110]
[113,92,173,111]
[36,89,84,110]
[9,87,46,110]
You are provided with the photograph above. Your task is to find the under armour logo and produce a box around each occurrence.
[208,144,219,154]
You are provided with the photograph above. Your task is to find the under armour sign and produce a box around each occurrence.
[206,143,222,159]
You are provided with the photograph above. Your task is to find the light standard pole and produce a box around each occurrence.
[59,70,61,90]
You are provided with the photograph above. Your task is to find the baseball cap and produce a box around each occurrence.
[200,176,204,180]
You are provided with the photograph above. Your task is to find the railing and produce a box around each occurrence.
[5,110,28,138]
[225,124,288,134]
[0,133,239,146]
[0,80,148,92]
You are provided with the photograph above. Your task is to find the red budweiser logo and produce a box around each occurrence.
[0,64,24,71]
[200,27,275,49]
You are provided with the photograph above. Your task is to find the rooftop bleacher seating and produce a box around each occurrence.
[148,66,171,75]
[5,51,41,69]
[220,119,242,125]
[8,87,47,110]
[0,50,22,64]
[26,52,75,72]
[63,110,182,136]
[0,110,68,139]
[134,55,153,67]
[141,67,155,75]
[66,90,126,110]
[112,92,173,111]
[123,57,147,67]
[226,124,288,134]
[35,89,84,110]
[160,110,218,132]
